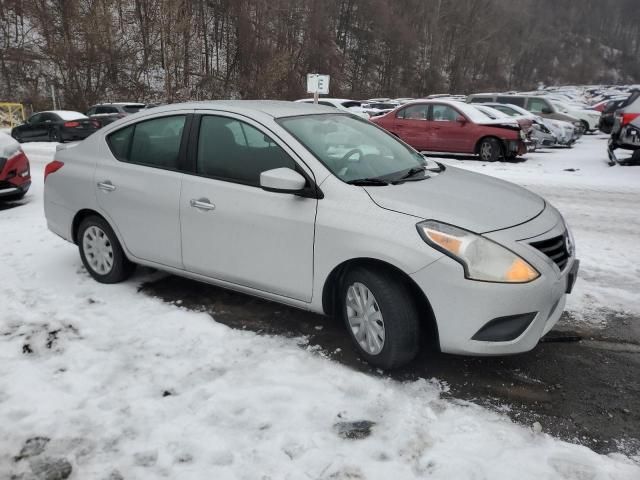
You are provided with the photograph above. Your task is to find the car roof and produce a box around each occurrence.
[143,100,338,119]
[39,110,87,119]
[93,102,146,106]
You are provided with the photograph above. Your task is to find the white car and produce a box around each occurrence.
[294,98,370,119]
[44,101,579,369]
[552,101,601,132]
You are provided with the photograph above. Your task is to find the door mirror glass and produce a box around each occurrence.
[541,107,553,114]
[260,168,306,193]
[456,115,467,124]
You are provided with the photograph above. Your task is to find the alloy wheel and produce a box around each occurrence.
[480,141,493,161]
[82,226,114,275]
[346,282,385,355]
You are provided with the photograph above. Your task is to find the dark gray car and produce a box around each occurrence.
[86,103,146,127]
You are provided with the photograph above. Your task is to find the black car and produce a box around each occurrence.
[86,103,146,126]
[11,111,100,143]
[599,96,631,134]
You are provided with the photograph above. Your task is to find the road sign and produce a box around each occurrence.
[307,74,330,95]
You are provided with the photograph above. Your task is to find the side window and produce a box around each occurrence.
[528,98,549,113]
[498,96,525,107]
[107,115,185,169]
[96,106,118,114]
[197,116,296,186]
[493,105,515,116]
[396,104,427,120]
[86,107,96,116]
[318,101,337,108]
[29,113,42,124]
[108,125,134,161]
[431,105,458,122]
[469,97,493,104]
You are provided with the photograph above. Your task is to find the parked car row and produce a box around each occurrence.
[10,102,152,143]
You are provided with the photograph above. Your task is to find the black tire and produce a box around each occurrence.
[580,120,590,134]
[78,215,134,283]
[340,266,420,369]
[478,137,502,162]
[49,128,62,143]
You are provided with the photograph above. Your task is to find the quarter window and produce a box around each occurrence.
[397,104,428,120]
[197,116,296,185]
[106,115,186,169]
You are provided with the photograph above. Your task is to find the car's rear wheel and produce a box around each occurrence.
[49,128,61,143]
[341,266,420,369]
[478,137,502,162]
[78,216,134,283]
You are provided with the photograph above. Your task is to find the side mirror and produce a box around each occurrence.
[456,115,467,124]
[541,107,553,114]
[260,168,306,194]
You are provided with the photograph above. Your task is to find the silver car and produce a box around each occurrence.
[44,101,579,369]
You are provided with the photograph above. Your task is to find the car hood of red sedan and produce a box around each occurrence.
[364,166,546,233]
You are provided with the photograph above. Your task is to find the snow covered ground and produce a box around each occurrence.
[1,137,639,479]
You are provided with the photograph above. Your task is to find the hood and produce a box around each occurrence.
[364,166,545,233]
[474,117,520,128]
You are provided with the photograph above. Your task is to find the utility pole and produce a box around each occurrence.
[51,85,57,110]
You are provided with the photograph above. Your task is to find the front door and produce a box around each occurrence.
[427,104,473,153]
[95,113,189,268]
[180,114,317,302]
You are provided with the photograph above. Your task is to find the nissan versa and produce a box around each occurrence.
[43,101,579,369]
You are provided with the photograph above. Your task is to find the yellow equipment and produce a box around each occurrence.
[0,103,26,129]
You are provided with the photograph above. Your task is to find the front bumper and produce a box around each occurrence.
[410,213,578,356]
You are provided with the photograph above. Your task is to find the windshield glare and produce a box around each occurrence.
[278,114,425,183]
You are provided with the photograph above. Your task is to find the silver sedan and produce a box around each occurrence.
[44,101,579,369]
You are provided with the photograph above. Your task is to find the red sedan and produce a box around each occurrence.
[371,100,527,162]
[0,132,31,201]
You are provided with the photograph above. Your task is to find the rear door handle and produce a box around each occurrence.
[97,181,116,192]
[190,198,215,211]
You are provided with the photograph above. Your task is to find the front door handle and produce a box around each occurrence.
[190,198,215,211]
[97,181,116,192]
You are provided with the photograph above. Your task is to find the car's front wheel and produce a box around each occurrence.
[78,216,134,283]
[478,137,502,162]
[341,266,420,369]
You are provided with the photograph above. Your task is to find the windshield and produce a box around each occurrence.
[278,114,426,183]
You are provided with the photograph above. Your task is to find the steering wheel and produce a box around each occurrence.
[336,148,364,171]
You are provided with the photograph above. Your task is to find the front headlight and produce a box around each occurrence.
[417,220,540,283]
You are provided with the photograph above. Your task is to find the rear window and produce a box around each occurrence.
[497,96,525,107]
[468,96,493,104]
[123,105,144,113]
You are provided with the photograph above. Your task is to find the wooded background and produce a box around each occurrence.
[1,0,639,111]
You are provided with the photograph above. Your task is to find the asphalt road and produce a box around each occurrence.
[141,274,640,460]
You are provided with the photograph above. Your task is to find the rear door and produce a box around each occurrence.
[427,104,473,153]
[95,112,190,268]
[179,113,317,302]
[392,104,429,150]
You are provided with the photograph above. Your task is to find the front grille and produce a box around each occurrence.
[530,234,570,271]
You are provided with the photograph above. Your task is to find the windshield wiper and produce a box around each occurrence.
[391,166,429,184]
[346,178,390,186]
